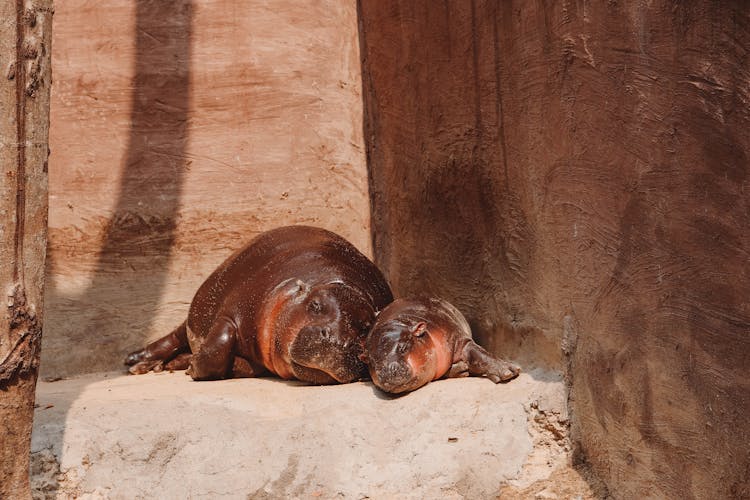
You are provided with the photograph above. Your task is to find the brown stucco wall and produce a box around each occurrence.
[43,0,369,377]
[358,1,750,498]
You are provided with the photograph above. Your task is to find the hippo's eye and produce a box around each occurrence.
[308,300,323,314]
[320,327,331,339]
[359,321,372,333]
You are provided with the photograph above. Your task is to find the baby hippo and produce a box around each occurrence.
[364,297,520,394]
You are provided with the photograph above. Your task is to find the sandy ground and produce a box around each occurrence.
[31,369,602,499]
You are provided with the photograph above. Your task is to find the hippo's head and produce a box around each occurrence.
[364,301,441,394]
[274,280,375,384]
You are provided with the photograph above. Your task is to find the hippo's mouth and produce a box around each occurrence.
[289,362,340,384]
[370,362,422,394]
[290,358,366,384]
[289,333,367,384]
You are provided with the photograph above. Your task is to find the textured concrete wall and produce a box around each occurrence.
[43,0,369,377]
[359,1,750,498]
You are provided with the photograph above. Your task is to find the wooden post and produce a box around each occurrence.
[0,1,53,498]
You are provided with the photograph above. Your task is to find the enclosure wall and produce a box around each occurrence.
[43,0,369,377]
[358,1,750,498]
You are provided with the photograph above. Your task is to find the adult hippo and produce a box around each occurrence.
[125,226,393,384]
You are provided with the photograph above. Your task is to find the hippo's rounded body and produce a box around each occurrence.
[365,297,520,393]
[126,226,393,384]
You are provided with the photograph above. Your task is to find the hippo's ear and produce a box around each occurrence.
[358,351,368,363]
[411,322,427,337]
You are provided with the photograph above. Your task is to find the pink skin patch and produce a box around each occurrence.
[427,326,453,380]
[257,280,307,379]
[404,325,453,384]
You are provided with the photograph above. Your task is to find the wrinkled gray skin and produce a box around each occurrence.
[364,297,520,394]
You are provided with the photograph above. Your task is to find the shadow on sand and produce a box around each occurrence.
[35,1,193,496]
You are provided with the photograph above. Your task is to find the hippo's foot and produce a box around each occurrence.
[484,359,521,383]
[231,356,266,378]
[124,322,191,375]
[127,351,192,375]
[447,360,470,378]
[461,341,520,383]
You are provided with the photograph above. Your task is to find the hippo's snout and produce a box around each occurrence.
[290,323,368,384]
[372,359,415,394]
[386,361,410,381]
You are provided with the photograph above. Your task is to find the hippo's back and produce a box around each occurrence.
[186,226,392,344]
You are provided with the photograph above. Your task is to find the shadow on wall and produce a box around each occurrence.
[36,0,192,495]
[46,0,192,373]
[356,0,557,371]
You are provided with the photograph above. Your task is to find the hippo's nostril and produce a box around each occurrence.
[385,361,411,382]
[375,360,414,393]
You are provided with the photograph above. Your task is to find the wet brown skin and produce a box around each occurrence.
[364,297,520,394]
[125,226,393,383]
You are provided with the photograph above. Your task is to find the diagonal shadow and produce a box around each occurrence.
[76,0,193,345]
[45,0,193,375]
[33,1,193,494]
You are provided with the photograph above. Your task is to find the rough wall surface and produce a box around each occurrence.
[359,1,750,499]
[44,0,369,377]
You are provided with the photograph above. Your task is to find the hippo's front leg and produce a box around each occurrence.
[461,341,520,383]
[125,321,190,374]
[187,317,238,381]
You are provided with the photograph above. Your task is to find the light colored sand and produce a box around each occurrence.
[31,369,588,499]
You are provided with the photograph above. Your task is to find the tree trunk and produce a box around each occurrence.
[0,1,52,498]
